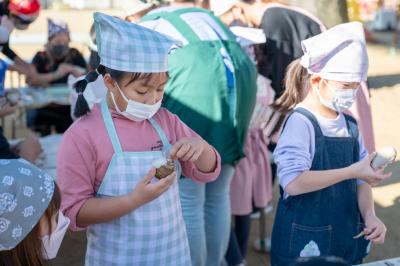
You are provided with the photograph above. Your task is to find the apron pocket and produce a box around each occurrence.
[289,223,332,258]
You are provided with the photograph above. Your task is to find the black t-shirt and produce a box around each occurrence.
[0,127,18,159]
[32,48,87,84]
[0,2,17,60]
[259,6,322,99]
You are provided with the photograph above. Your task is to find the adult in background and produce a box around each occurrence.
[212,0,376,153]
[211,0,325,99]
[0,0,41,76]
[27,18,87,136]
[137,1,258,265]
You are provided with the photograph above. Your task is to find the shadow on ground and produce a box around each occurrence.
[369,74,400,89]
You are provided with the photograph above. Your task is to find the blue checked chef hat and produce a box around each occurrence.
[94,12,179,73]
[0,159,55,251]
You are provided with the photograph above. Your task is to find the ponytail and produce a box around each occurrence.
[73,65,106,118]
[272,59,309,114]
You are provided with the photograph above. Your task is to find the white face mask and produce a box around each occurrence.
[110,82,162,122]
[314,81,358,113]
[41,211,70,260]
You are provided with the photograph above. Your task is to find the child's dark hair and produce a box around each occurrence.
[73,65,154,118]
[271,58,310,114]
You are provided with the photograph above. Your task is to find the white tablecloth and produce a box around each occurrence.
[36,134,63,178]
[9,134,63,178]
[18,86,71,108]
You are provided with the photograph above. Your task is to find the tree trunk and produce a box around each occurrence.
[286,0,349,28]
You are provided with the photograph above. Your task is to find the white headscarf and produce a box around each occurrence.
[123,0,153,16]
[209,0,236,16]
[48,18,70,39]
[300,22,369,82]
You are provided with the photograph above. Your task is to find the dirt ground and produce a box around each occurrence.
[2,9,399,266]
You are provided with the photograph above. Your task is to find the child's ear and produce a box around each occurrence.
[103,74,116,93]
[310,75,321,87]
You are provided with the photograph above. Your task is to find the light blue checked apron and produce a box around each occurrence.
[85,100,191,266]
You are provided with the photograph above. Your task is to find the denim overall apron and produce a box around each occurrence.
[271,108,370,266]
[85,100,191,265]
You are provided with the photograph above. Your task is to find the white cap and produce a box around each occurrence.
[300,22,369,83]
[210,0,236,16]
[123,0,153,16]
[230,26,266,46]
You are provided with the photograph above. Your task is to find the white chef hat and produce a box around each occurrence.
[209,0,236,16]
[300,22,369,83]
[123,0,153,16]
[230,26,266,47]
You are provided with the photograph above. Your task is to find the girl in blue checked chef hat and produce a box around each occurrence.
[56,12,221,266]
[0,159,69,265]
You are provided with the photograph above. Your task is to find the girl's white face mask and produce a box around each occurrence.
[41,211,70,260]
[110,82,162,122]
[314,81,358,113]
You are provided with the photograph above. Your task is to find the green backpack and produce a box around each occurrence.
[142,8,257,164]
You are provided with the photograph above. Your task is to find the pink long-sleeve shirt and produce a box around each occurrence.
[57,105,221,230]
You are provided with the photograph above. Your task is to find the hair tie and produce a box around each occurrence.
[77,92,84,95]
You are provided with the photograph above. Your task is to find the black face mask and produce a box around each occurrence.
[51,44,69,60]
[9,14,33,30]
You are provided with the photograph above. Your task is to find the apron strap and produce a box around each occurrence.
[148,118,171,150]
[101,100,123,154]
[343,113,359,140]
[167,7,237,41]
[155,8,237,122]
[142,11,200,42]
[291,107,324,138]
[141,8,236,43]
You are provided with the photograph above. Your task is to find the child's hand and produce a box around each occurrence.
[350,153,392,186]
[363,214,387,244]
[170,137,205,162]
[16,136,43,163]
[55,63,75,78]
[0,103,18,118]
[130,168,176,206]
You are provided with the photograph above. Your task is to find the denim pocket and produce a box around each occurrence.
[289,223,332,258]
